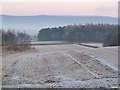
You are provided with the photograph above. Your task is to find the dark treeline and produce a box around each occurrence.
[1,29,30,51]
[38,24,119,47]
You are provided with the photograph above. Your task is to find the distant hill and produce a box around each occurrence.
[0,15,117,35]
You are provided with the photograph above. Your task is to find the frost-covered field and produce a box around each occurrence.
[81,43,103,47]
[30,41,67,45]
[2,44,118,88]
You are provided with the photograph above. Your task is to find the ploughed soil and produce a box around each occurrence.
[2,44,118,88]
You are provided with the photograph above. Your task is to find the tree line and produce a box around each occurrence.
[38,24,119,47]
[1,29,30,51]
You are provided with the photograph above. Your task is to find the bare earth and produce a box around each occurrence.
[2,44,118,88]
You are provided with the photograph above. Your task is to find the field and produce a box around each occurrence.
[2,44,118,88]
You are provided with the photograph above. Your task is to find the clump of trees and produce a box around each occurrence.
[38,26,65,41]
[103,30,118,47]
[1,29,30,51]
[38,24,119,47]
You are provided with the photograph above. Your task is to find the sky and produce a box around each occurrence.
[0,0,118,17]
[0,0,119,35]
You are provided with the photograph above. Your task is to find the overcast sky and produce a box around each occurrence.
[0,0,118,17]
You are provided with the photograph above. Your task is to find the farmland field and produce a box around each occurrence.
[2,44,118,88]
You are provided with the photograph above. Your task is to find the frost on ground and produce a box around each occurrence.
[2,44,118,88]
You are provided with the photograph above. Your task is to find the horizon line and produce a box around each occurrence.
[0,14,117,18]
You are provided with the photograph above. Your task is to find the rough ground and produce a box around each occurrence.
[2,44,118,88]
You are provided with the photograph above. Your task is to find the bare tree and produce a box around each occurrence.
[17,31,30,49]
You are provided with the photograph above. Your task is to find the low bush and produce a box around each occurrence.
[5,44,30,51]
